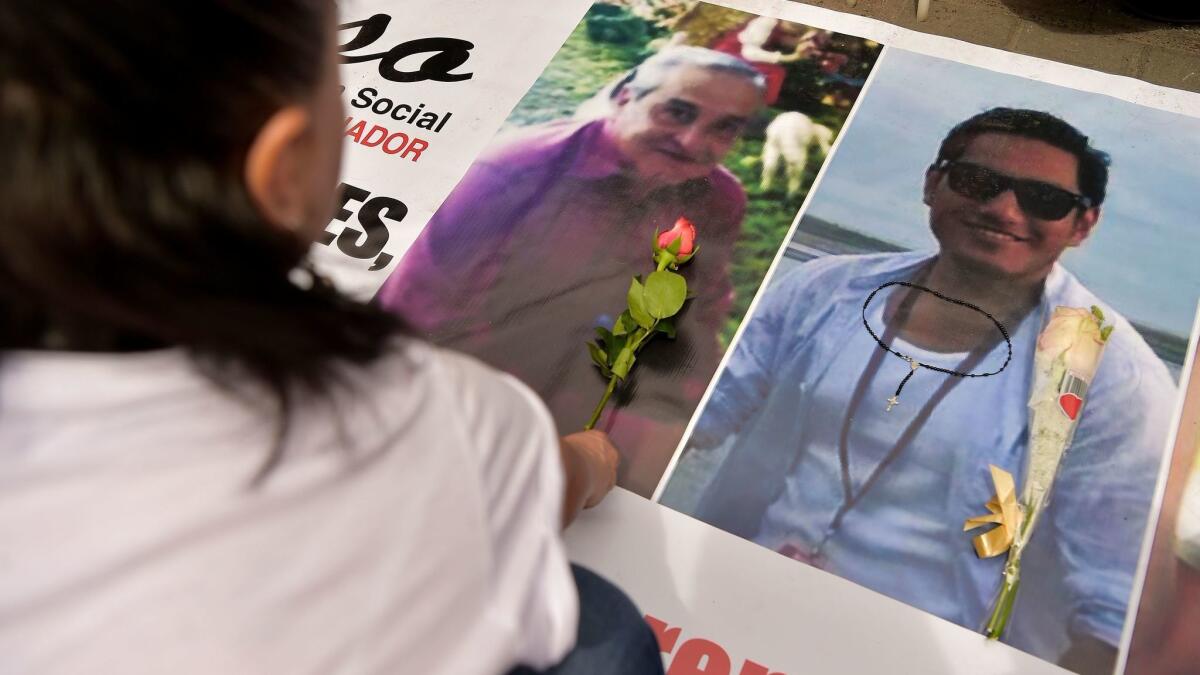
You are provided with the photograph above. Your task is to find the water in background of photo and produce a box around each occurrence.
[791,48,1200,374]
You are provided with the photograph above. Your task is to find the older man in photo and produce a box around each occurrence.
[684,108,1175,672]
[377,47,765,495]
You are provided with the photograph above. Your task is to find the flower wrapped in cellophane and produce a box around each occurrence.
[967,305,1113,639]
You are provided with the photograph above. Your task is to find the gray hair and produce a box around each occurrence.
[619,46,766,100]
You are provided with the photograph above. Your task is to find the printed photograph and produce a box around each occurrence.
[1125,334,1200,675]
[659,48,1200,673]
[374,1,881,496]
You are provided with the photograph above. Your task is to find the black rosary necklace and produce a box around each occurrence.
[862,281,1013,411]
[799,276,1019,566]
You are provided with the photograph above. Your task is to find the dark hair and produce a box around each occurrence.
[0,3,402,474]
[935,107,1110,206]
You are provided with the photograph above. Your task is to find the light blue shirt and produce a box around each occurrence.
[684,251,1176,656]
[755,296,1007,623]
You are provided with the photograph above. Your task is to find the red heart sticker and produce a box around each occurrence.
[1059,393,1083,421]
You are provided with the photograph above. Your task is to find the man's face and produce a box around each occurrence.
[924,132,1100,284]
[609,64,763,187]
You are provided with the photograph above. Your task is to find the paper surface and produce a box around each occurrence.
[566,489,1072,674]
[326,1,1200,672]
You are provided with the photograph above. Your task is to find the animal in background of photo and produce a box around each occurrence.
[761,111,833,196]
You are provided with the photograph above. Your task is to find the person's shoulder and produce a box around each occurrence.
[364,338,553,436]
[477,119,595,175]
[807,250,918,274]
[771,250,925,295]
[1051,272,1175,398]
[680,167,747,240]
[1095,312,1174,398]
[705,165,747,203]
[311,338,561,506]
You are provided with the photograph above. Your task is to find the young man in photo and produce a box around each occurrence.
[685,108,1175,671]
[377,47,765,495]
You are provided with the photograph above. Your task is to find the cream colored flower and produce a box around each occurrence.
[1036,306,1107,380]
[985,306,1113,640]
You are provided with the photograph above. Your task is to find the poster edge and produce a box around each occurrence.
[648,42,896,503]
[1114,298,1200,673]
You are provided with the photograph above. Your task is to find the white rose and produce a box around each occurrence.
[1036,306,1107,380]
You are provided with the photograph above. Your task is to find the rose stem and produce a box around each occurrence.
[584,376,618,431]
[985,506,1035,639]
[584,321,659,431]
[985,573,1020,639]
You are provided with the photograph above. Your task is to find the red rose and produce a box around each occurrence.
[657,217,697,256]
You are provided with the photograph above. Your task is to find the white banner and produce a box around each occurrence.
[325,1,1200,673]
[317,0,592,297]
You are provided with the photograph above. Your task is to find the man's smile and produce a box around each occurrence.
[651,144,704,165]
[966,222,1031,243]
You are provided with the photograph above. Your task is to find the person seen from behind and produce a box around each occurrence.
[0,2,662,674]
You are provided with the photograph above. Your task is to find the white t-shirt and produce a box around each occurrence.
[0,340,577,675]
[753,296,1007,625]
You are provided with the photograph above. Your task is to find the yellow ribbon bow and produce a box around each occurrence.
[963,465,1023,558]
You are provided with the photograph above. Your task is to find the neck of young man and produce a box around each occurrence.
[892,253,1046,354]
[927,254,1046,316]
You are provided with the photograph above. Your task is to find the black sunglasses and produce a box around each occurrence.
[935,159,1092,221]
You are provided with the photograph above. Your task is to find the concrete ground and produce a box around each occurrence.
[787,0,1200,92]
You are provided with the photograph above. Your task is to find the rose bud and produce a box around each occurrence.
[1035,306,1106,381]
[657,217,697,256]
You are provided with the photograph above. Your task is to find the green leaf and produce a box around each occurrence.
[605,331,628,363]
[612,311,636,336]
[587,341,611,377]
[643,270,687,319]
[1091,305,1106,322]
[1100,325,1114,342]
[594,326,613,347]
[666,235,682,256]
[656,317,676,339]
[612,347,636,379]
[627,278,654,328]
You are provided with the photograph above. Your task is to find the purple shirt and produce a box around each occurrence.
[376,118,747,494]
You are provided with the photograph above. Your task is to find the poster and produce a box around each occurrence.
[368,3,881,497]
[324,1,1200,673]
[657,44,1198,671]
[319,0,594,298]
